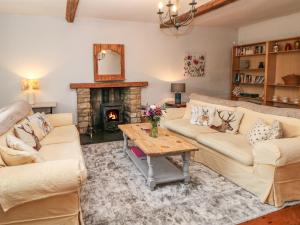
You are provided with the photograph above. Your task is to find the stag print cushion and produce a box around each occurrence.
[6,135,43,162]
[247,119,283,145]
[0,153,6,167]
[14,122,41,150]
[190,105,215,126]
[0,145,37,166]
[210,110,244,134]
[27,112,53,139]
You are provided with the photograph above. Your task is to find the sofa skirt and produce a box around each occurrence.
[192,142,300,207]
[0,192,83,225]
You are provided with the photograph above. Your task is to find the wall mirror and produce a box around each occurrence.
[94,44,125,81]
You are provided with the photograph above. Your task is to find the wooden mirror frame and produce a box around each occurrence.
[93,44,125,82]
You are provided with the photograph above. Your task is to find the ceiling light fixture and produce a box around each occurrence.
[157,0,198,30]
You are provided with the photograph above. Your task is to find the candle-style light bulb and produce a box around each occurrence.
[171,4,177,16]
[158,2,164,10]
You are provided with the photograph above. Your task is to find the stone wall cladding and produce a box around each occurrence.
[76,87,142,134]
[122,87,142,124]
[76,88,91,134]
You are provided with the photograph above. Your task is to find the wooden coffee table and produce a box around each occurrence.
[118,123,198,190]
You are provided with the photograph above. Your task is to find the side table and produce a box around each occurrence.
[31,102,57,114]
[165,101,186,108]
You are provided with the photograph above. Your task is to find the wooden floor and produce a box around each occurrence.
[240,204,300,225]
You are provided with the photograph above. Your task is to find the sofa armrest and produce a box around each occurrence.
[46,113,73,127]
[160,108,186,128]
[0,159,87,212]
[253,137,300,167]
[162,108,186,121]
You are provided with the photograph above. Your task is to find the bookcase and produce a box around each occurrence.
[231,36,300,108]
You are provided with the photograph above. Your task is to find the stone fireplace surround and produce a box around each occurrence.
[70,82,148,134]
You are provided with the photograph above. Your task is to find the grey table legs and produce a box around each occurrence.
[123,133,128,155]
[182,152,191,184]
[122,131,192,190]
[147,156,156,191]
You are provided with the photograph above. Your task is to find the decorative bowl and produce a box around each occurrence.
[282,74,300,85]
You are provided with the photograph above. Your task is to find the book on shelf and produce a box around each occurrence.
[234,73,264,85]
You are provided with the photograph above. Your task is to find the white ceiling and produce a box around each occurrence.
[0,0,299,28]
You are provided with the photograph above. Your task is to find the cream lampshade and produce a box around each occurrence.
[21,79,40,104]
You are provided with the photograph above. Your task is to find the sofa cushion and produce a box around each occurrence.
[164,119,218,139]
[196,133,254,166]
[210,110,244,134]
[6,135,44,162]
[0,153,5,167]
[184,99,235,120]
[14,122,41,150]
[27,112,53,139]
[238,107,300,138]
[0,145,39,166]
[247,119,283,145]
[40,125,79,146]
[39,141,83,163]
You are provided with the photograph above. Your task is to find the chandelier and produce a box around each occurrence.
[157,0,198,30]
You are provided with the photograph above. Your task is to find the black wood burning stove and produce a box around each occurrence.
[101,102,124,131]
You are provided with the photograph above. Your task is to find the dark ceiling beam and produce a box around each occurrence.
[160,0,238,28]
[66,0,79,23]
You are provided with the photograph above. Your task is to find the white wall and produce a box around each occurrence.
[0,15,237,121]
[238,12,300,44]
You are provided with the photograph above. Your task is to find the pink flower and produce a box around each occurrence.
[193,59,199,65]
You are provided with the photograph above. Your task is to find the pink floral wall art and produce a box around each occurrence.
[184,53,206,77]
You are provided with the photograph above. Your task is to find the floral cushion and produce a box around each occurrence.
[27,112,53,139]
[247,119,283,145]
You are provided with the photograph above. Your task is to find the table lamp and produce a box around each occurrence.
[171,83,186,105]
[21,79,40,104]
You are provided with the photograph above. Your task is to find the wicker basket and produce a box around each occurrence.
[282,74,300,85]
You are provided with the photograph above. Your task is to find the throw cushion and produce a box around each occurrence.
[210,110,244,134]
[27,112,53,139]
[0,145,38,166]
[247,119,283,145]
[0,153,5,167]
[14,122,41,150]
[6,135,43,162]
[190,105,215,126]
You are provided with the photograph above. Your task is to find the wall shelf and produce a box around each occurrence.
[231,35,300,109]
[269,49,300,54]
[267,84,300,88]
[233,68,265,72]
[267,100,299,107]
[233,83,264,86]
[235,53,265,57]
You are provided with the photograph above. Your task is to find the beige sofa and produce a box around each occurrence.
[161,93,300,207]
[0,103,87,225]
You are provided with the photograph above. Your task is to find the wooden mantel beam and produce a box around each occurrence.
[66,0,79,23]
[160,0,238,28]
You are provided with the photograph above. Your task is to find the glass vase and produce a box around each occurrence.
[149,121,158,138]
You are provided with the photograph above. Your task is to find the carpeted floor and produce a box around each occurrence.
[80,141,284,225]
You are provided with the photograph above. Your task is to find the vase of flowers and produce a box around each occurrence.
[145,105,163,138]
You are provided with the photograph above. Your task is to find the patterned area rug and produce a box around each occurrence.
[81,141,280,225]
